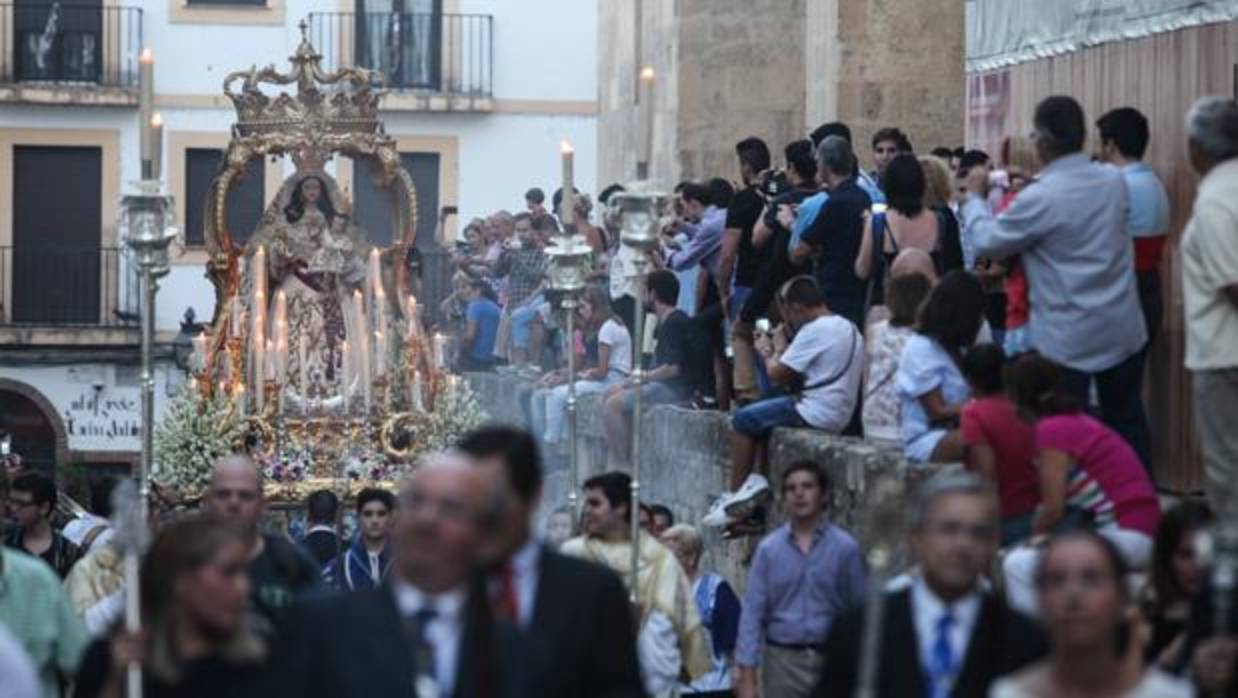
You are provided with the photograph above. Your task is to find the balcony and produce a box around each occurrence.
[307,11,493,112]
[0,246,139,345]
[0,3,143,106]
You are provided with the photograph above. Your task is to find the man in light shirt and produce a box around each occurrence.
[961,95,1151,470]
[1180,96,1238,518]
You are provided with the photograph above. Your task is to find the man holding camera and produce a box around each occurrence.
[702,275,865,532]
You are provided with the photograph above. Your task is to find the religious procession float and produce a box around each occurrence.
[152,27,485,506]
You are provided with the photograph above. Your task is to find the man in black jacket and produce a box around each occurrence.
[277,453,542,698]
[814,471,1047,698]
[457,426,645,698]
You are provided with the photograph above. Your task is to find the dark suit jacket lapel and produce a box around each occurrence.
[952,593,1000,698]
[885,589,929,697]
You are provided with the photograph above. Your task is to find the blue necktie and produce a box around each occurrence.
[928,611,956,698]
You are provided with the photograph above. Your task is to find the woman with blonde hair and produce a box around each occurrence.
[73,515,269,698]
[918,154,955,210]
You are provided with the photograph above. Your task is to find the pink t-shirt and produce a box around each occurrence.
[1036,414,1161,536]
[961,396,1039,518]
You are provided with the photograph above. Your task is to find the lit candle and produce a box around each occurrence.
[150,113,164,181]
[236,383,246,418]
[560,140,575,226]
[251,246,267,310]
[638,66,656,174]
[374,285,388,342]
[139,48,154,174]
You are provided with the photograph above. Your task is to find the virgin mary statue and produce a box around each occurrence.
[246,171,371,408]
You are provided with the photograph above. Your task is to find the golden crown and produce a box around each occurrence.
[223,21,386,140]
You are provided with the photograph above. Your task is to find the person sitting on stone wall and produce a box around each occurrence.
[702,275,864,534]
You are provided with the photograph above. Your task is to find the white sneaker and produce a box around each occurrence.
[724,474,772,519]
[701,493,735,528]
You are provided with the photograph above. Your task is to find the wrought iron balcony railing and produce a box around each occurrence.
[0,246,139,327]
[0,3,143,88]
[307,12,492,97]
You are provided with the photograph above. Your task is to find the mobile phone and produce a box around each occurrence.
[440,205,459,219]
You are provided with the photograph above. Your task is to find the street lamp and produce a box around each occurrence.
[611,181,671,601]
[544,231,593,514]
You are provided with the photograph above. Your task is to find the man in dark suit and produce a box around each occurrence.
[300,489,340,567]
[814,470,1048,698]
[457,426,645,698]
[277,453,541,698]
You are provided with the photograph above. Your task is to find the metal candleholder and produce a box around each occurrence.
[120,181,177,506]
[612,182,671,601]
[545,232,593,513]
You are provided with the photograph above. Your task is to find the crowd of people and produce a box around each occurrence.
[1,90,1237,698]
[2,427,1237,698]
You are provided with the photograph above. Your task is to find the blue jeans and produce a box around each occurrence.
[510,294,545,350]
[1058,349,1152,472]
[732,396,806,437]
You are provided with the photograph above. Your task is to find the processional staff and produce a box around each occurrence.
[111,479,151,698]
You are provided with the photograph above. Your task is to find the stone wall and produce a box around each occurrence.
[805,0,967,157]
[466,372,913,591]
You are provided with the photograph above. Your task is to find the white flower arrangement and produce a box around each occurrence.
[153,384,245,497]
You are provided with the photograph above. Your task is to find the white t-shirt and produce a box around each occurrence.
[599,318,632,375]
[778,315,865,431]
[896,334,970,463]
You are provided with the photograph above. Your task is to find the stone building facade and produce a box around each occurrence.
[598,0,966,185]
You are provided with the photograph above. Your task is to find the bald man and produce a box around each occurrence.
[203,455,321,628]
[279,454,543,698]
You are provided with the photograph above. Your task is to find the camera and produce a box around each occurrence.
[760,169,791,199]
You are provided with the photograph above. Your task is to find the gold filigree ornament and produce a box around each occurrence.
[243,416,278,459]
[380,411,433,462]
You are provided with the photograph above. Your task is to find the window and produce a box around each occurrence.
[353,0,442,90]
[11,145,102,324]
[184,148,266,247]
[353,152,439,248]
[13,0,103,83]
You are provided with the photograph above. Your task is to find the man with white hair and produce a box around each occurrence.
[202,454,321,628]
[1180,96,1238,517]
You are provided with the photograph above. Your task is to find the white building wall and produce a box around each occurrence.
[0,0,598,334]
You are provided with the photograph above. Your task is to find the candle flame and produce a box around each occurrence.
[640,66,655,81]
[139,48,153,64]
[560,140,574,154]
[150,113,164,128]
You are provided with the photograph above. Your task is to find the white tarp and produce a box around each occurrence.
[966,0,1238,72]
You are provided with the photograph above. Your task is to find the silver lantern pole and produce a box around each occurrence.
[612,183,670,601]
[120,178,175,698]
[544,233,593,514]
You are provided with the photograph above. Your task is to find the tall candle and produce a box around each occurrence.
[298,333,308,394]
[138,48,154,172]
[374,286,388,342]
[229,297,242,337]
[638,66,656,174]
[150,113,164,181]
[341,340,352,399]
[236,383,246,418]
[251,246,267,309]
[560,140,575,226]
[374,330,386,379]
